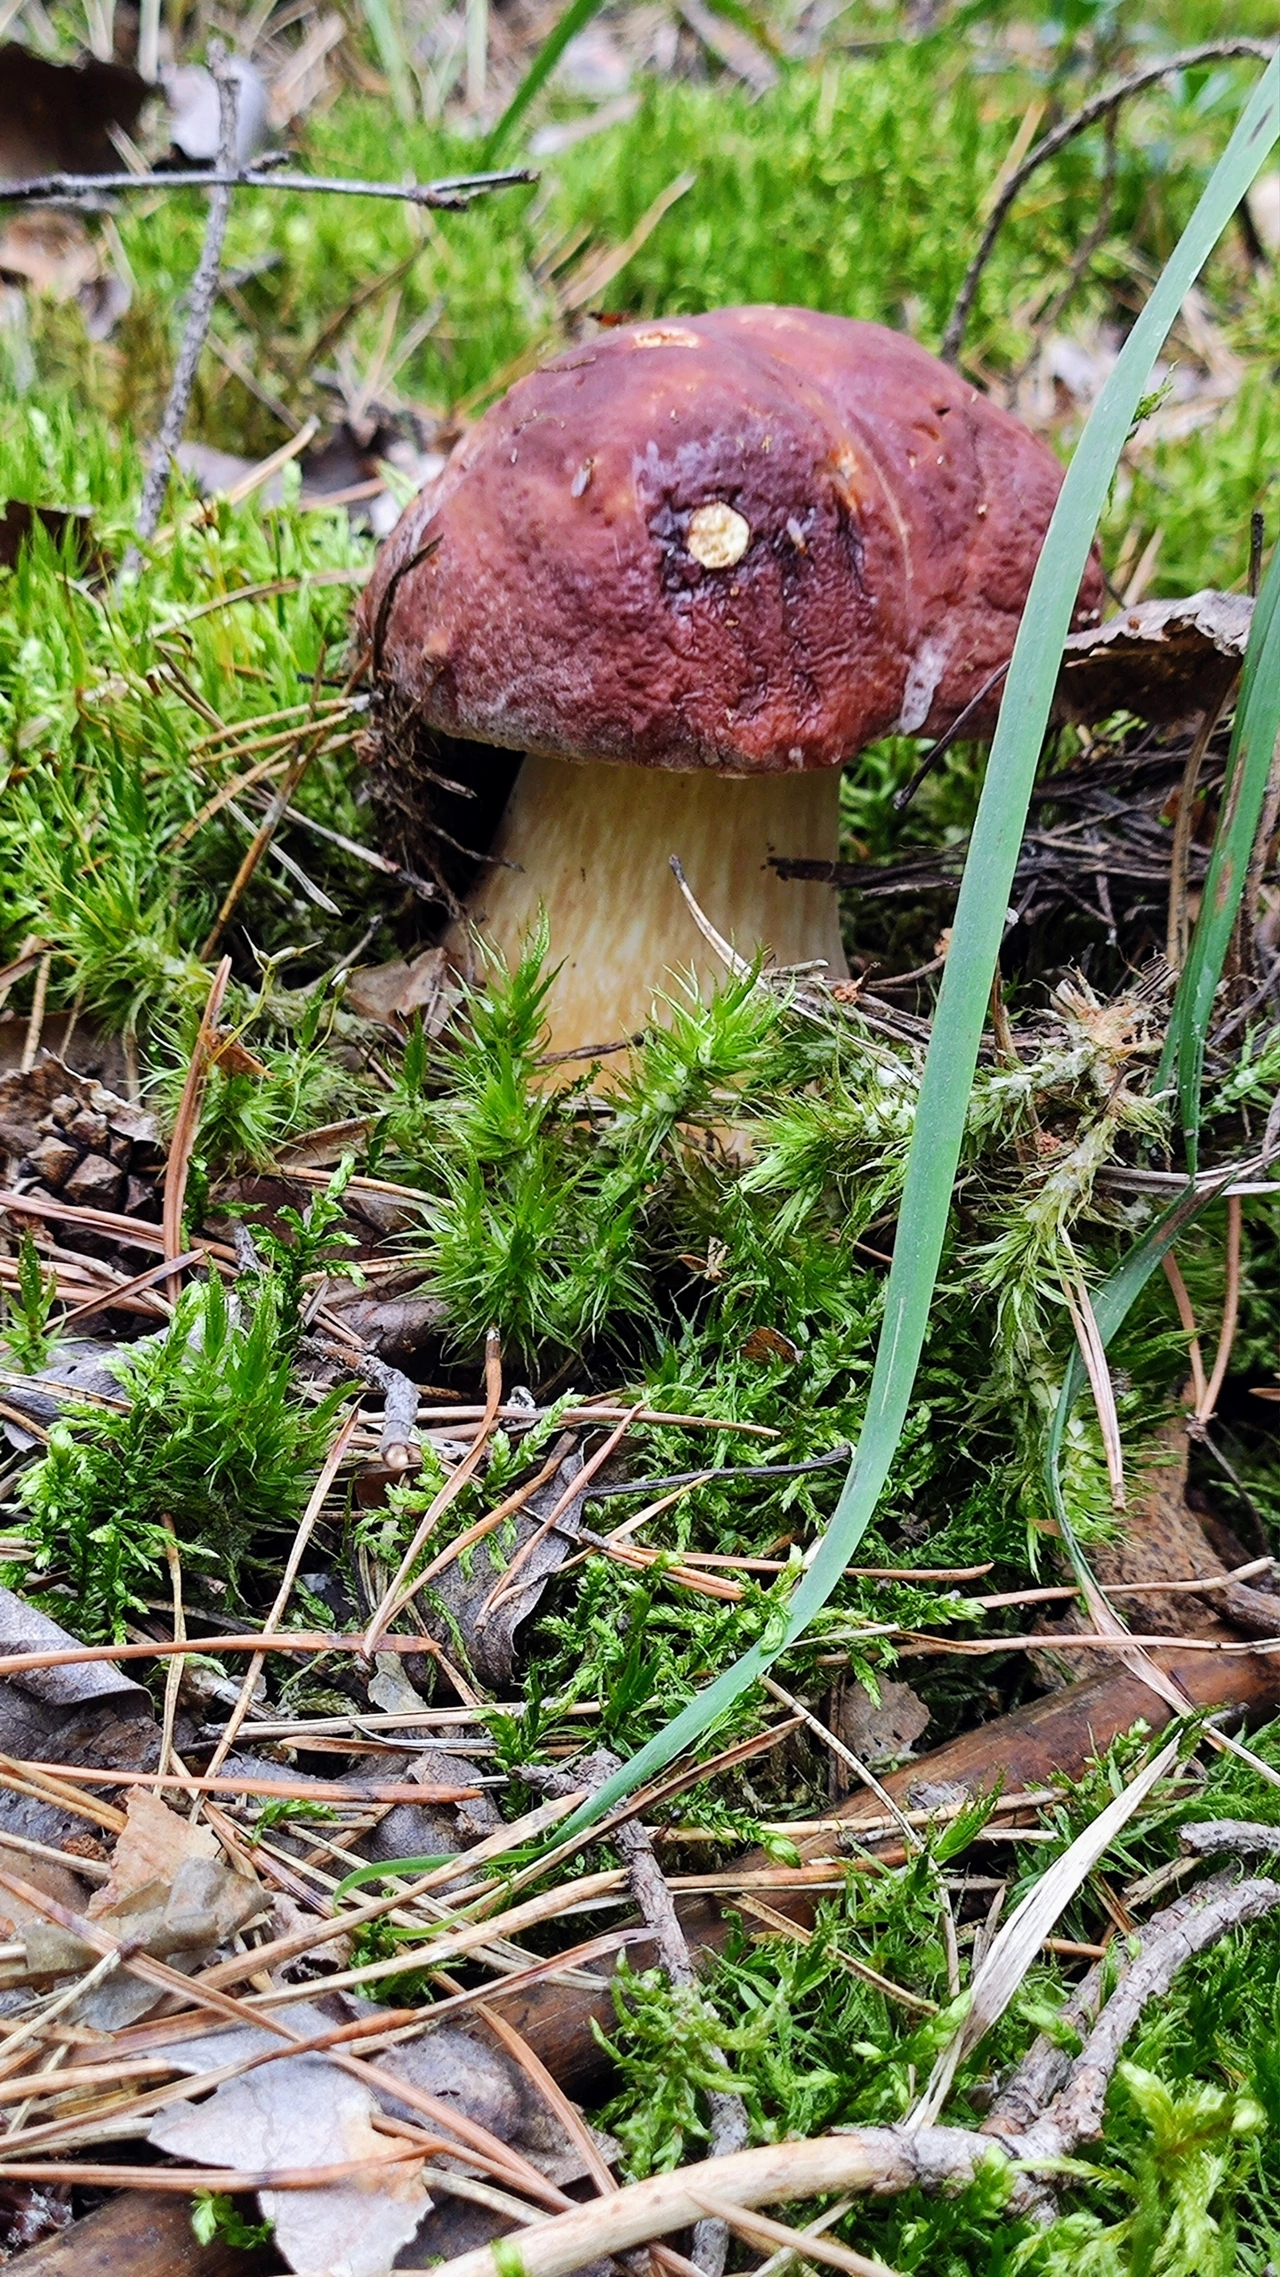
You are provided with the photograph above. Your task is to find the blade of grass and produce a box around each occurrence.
[1160,538,1280,1170]
[552,54,1280,1853]
[361,0,415,122]
[482,0,610,161]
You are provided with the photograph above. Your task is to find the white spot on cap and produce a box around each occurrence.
[571,459,594,497]
[688,502,750,569]
[633,325,701,348]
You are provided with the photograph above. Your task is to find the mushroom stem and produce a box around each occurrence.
[454,755,849,1059]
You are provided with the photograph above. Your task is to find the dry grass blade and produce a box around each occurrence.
[1159,1249,1209,1410]
[1060,1255,1127,1509]
[0,2152,423,2189]
[908,1733,1180,2125]
[201,1404,361,1788]
[414,1435,575,1592]
[12,1762,480,1804]
[160,955,231,1298]
[478,1406,645,1623]
[1195,1191,1242,1428]
[363,1326,503,1649]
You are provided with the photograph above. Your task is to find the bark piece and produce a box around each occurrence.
[5,2189,275,2277]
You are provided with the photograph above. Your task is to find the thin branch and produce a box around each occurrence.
[525,1750,749,2276]
[161,954,231,1298]
[201,1405,362,1787]
[1166,679,1238,973]
[0,165,535,208]
[941,40,1276,363]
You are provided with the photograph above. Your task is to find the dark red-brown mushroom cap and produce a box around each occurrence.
[362,306,1103,774]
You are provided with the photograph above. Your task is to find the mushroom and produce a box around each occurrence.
[362,306,1102,1057]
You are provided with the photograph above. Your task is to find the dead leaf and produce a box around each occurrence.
[741,1326,800,1365]
[0,1837,91,1937]
[346,946,461,1031]
[86,1789,219,1917]
[424,1452,587,1688]
[0,211,97,298]
[150,2054,429,2277]
[836,1676,929,1771]
[0,1580,148,1722]
[1057,589,1253,726]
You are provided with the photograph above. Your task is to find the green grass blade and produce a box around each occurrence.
[554,56,1280,1849]
[360,0,415,122]
[482,0,611,162]
[1160,542,1280,1171]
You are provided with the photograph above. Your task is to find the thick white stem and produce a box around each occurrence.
[454,756,848,1058]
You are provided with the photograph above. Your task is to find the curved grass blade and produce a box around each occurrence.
[554,56,1280,1849]
[1043,1164,1242,1540]
[1160,540,1280,1171]
[483,0,610,163]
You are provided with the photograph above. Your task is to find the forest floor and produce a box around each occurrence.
[1,0,1280,2270]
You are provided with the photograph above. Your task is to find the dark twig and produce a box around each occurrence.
[891,661,1011,812]
[127,49,240,562]
[305,1335,419,1469]
[584,1444,851,1501]
[941,40,1276,364]
[526,1750,750,2277]
[0,166,535,209]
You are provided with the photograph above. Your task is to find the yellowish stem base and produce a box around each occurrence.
[451,755,848,1060]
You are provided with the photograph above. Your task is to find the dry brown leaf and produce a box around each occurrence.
[346,946,462,1031]
[1057,589,1252,725]
[150,2054,430,2277]
[836,1677,930,1771]
[86,1789,219,1917]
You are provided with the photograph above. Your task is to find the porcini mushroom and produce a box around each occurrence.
[362,306,1102,1057]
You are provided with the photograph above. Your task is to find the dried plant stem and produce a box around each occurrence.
[941,40,1275,363]
[158,1518,185,1782]
[1166,678,1238,970]
[413,1435,576,1591]
[1161,1251,1209,1410]
[161,955,231,1299]
[363,1326,503,1649]
[0,165,533,208]
[684,2189,899,2277]
[127,52,239,562]
[526,1749,749,2276]
[200,735,321,959]
[201,1405,362,1789]
[1060,1254,1127,1509]
[1195,1192,1242,1429]
[421,1865,1280,2277]
[478,1408,645,1622]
